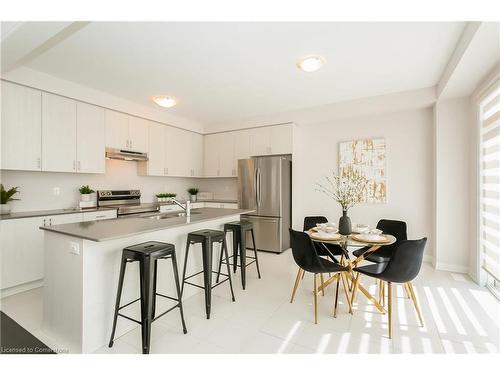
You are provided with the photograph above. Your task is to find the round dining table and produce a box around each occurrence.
[306,229,396,314]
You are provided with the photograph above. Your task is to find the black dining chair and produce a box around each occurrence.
[290,216,345,304]
[289,229,351,323]
[350,238,427,339]
[352,219,408,304]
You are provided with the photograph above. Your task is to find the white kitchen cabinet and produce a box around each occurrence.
[139,123,203,178]
[48,213,83,225]
[1,81,42,171]
[0,211,108,295]
[82,210,117,221]
[249,124,293,156]
[105,110,129,150]
[250,127,271,156]
[204,134,220,177]
[128,116,148,152]
[269,123,293,154]
[218,132,235,177]
[141,121,166,176]
[189,132,204,177]
[77,102,105,174]
[203,132,235,177]
[234,129,251,170]
[204,202,238,209]
[42,93,78,172]
[0,217,45,290]
[105,110,148,152]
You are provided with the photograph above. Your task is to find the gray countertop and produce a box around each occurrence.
[40,207,253,242]
[1,199,237,221]
[0,206,117,221]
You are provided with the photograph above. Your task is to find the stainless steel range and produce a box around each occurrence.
[97,190,160,217]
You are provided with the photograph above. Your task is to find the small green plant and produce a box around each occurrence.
[0,184,20,204]
[187,188,199,195]
[79,185,95,195]
[156,193,177,198]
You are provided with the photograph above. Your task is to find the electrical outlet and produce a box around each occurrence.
[53,187,60,196]
[69,242,80,255]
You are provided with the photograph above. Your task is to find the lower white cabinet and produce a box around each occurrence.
[82,210,117,222]
[203,202,238,209]
[0,211,116,295]
[0,216,45,291]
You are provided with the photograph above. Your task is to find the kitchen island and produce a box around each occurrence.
[40,207,253,353]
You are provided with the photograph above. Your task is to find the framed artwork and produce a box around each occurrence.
[339,138,386,203]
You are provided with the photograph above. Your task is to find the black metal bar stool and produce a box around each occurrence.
[181,229,235,319]
[108,241,187,354]
[216,220,261,290]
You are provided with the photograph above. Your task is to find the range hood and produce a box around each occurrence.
[105,148,149,161]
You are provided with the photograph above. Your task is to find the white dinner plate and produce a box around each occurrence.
[352,233,390,243]
[309,231,342,241]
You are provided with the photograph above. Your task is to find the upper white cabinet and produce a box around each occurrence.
[77,103,105,174]
[139,122,203,177]
[249,124,293,156]
[204,134,220,177]
[104,110,129,150]
[128,116,148,152]
[269,124,293,155]
[203,124,293,177]
[105,110,148,152]
[42,93,77,173]
[1,81,42,171]
[189,132,204,177]
[218,132,236,177]
[42,94,105,174]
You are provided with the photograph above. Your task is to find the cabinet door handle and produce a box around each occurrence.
[73,160,76,171]
[95,215,106,219]
[49,218,52,225]
[43,219,46,226]
[77,161,81,171]
[36,158,41,169]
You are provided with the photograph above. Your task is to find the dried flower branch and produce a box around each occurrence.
[316,172,367,211]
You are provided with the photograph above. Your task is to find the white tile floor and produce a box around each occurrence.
[1,250,499,354]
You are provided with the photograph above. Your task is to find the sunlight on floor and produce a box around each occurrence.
[1,252,499,354]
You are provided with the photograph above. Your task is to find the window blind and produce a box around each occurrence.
[480,82,500,281]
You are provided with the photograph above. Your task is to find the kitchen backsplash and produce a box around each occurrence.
[0,159,238,212]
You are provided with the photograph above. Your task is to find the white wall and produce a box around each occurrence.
[0,160,200,211]
[292,108,434,259]
[434,97,472,273]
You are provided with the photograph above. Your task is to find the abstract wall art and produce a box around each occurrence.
[339,138,386,203]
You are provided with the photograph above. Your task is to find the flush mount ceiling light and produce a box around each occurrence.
[296,55,326,72]
[152,95,177,108]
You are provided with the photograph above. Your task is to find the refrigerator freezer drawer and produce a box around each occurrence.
[242,215,282,253]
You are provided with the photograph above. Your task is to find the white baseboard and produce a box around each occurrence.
[0,279,43,299]
[435,262,469,274]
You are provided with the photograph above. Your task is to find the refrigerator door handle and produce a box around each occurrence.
[254,166,259,206]
[257,167,262,207]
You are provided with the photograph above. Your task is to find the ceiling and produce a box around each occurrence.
[15,22,467,128]
[440,22,499,98]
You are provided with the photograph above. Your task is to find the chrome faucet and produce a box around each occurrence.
[171,198,191,217]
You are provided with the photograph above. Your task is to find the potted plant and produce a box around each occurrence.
[156,193,177,203]
[165,193,177,202]
[79,185,95,202]
[187,188,199,202]
[0,184,20,214]
[316,173,366,235]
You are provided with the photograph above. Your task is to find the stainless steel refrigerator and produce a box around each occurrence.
[238,155,292,253]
